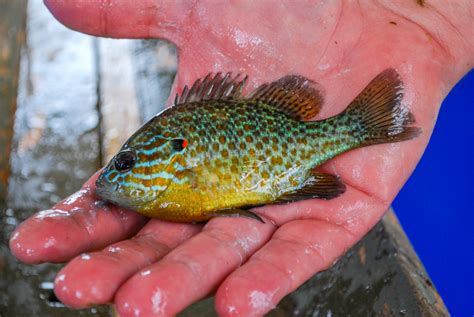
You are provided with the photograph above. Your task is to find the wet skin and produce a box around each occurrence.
[9,1,473,316]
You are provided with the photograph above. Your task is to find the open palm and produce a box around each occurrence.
[10,1,473,316]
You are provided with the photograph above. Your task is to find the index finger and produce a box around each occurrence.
[9,172,147,264]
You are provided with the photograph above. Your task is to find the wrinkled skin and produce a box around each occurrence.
[9,1,473,316]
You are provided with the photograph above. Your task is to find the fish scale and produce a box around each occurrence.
[95,70,421,222]
[172,102,311,191]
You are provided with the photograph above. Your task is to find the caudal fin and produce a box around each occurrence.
[344,69,421,145]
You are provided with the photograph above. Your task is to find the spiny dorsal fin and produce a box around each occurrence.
[174,72,248,105]
[246,75,324,120]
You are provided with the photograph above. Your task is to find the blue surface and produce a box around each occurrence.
[393,70,473,317]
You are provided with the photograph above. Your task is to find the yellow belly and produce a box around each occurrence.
[136,178,273,222]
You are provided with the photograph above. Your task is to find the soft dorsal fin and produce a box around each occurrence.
[246,75,324,120]
[174,72,248,105]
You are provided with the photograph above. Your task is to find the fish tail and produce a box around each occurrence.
[343,69,421,146]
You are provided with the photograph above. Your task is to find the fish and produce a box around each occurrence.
[95,69,421,222]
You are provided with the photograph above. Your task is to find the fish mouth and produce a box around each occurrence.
[95,175,123,206]
[94,184,138,211]
[94,184,114,202]
[95,173,118,197]
[95,174,156,210]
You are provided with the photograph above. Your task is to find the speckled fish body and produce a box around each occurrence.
[95,70,420,222]
[119,101,337,220]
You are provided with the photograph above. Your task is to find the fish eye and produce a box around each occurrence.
[171,138,188,152]
[114,150,136,173]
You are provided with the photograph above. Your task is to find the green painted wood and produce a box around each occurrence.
[0,0,27,204]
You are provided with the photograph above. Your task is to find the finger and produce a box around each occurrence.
[9,172,147,264]
[44,0,190,42]
[114,217,276,317]
[54,220,201,308]
[255,186,387,237]
[215,219,356,316]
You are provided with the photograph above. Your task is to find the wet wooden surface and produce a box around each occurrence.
[0,1,449,316]
[0,0,27,204]
[1,0,105,315]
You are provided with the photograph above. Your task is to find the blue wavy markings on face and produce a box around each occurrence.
[131,171,175,180]
[134,156,172,168]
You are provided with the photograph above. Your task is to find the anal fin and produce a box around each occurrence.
[209,208,264,223]
[276,171,346,203]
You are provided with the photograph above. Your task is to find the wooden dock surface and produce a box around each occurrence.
[0,0,27,204]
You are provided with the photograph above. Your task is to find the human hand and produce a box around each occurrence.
[10,1,473,316]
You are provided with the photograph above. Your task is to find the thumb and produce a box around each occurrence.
[44,0,189,43]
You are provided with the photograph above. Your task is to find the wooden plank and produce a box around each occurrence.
[0,0,106,316]
[7,0,101,211]
[380,211,449,315]
[131,40,177,122]
[0,0,27,204]
[98,39,176,163]
[98,38,141,164]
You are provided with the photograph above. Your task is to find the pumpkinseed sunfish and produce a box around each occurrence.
[95,69,421,222]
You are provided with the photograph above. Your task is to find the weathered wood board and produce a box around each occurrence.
[1,0,104,316]
[98,38,141,164]
[0,0,27,204]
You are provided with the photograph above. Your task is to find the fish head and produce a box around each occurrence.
[95,128,188,210]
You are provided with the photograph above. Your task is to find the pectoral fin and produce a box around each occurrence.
[276,171,346,203]
[209,208,264,223]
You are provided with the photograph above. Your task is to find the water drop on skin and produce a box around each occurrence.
[56,274,66,282]
[81,253,91,260]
